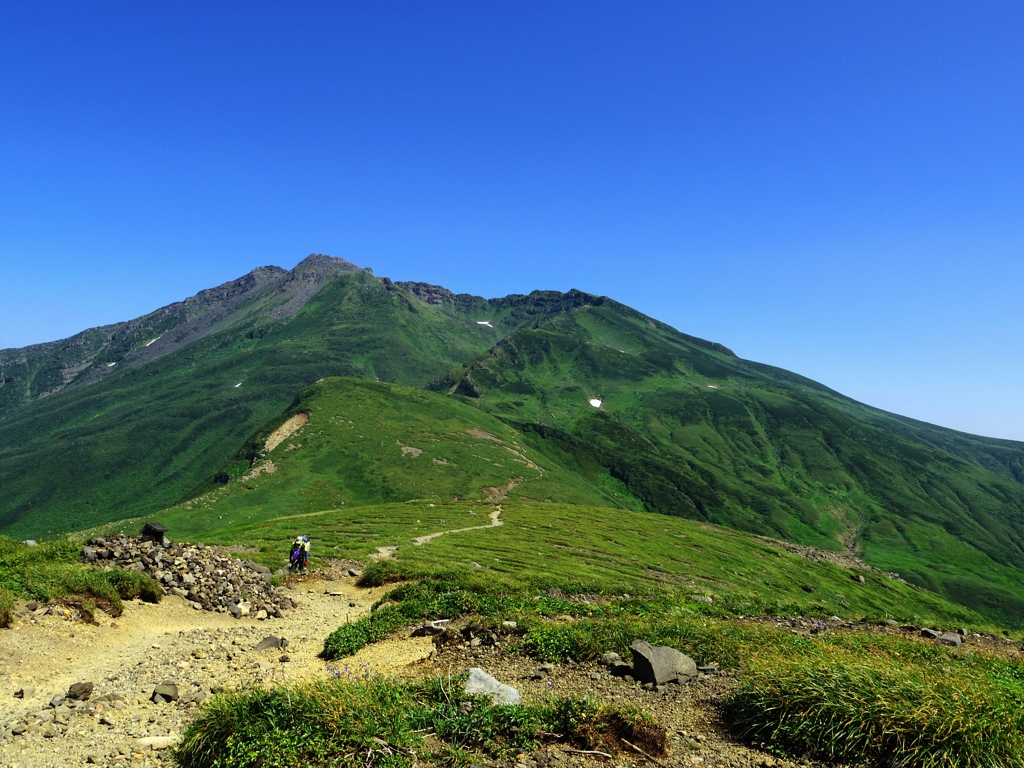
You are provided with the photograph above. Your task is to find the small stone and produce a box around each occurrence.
[67,682,94,701]
[151,684,179,703]
[14,686,35,699]
[279,655,291,663]
[134,736,176,751]
[254,636,287,652]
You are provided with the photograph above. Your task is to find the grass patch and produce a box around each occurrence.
[174,672,664,768]
[723,639,1024,768]
[0,536,163,622]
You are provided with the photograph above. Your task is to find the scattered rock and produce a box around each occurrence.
[687,595,713,604]
[84,535,290,618]
[629,640,697,686]
[937,633,963,647]
[957,628,968,636]
[151,683,179,703]
[134,736,176,751]
[66,682,94,701]
[463,668,520,705]
[600,651,622,666]
[412,620,450,637]
[13,686,35,699]
[254,636,288,652]
[921,628,940,639]
[853,574,866,584]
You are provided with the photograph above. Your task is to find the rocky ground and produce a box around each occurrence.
[0,566,421,768]
[2,557,1018,768]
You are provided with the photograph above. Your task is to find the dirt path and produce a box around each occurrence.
[0,568,433,768]
[413,507,503,546]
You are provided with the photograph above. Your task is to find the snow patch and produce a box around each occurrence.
[144,336,162,347]
[589,398,603,408]
[476,320,493,327]
[707,385,718,389]
[106,362,116,367]
[234,382,243,388]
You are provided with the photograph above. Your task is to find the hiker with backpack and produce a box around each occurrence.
[289,535,310,572]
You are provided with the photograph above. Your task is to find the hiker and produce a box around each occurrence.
[289,535,310,572]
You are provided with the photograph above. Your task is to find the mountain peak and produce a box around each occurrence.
[290,254,362,279]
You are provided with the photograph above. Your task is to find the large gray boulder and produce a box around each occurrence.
[937,633,963,647]
[629,640,697,685]
[463,668,520,705]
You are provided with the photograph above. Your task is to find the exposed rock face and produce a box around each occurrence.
[85,535,291,617]
[629,640,697,686]
[394,281,455,306]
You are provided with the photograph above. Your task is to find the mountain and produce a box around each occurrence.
[4,255,1024,624]
[0,256,612,538]
[431,302,1024,623]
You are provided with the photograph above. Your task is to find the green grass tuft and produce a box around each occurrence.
[173,673,663,768]
[723,643,1024,768]
[0,536,162,621]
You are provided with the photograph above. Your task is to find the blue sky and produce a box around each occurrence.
[1,2,1022,439]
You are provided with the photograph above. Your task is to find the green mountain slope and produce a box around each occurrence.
[5,260,1024,624]
[0,259,609,538]
[151,377,633,538]
[433,302,1024,624]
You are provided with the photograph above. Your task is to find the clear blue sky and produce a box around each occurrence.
[2,2,1022,440]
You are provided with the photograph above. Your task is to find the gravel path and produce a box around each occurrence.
[0,568,426,768]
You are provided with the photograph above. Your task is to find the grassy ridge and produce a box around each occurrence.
[134,498,984,630]
[436,305,1024,623]
[168,378,632,530]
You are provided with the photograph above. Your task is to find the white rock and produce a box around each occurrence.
[464,667,520,705]
[134,736,176,750]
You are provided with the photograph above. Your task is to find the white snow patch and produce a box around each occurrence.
[234,381,243,388]
[144,336,162,347]
[476,320,493,327]
[707,385,719,389]
[589,398,603,408]
[106,362,116,367]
